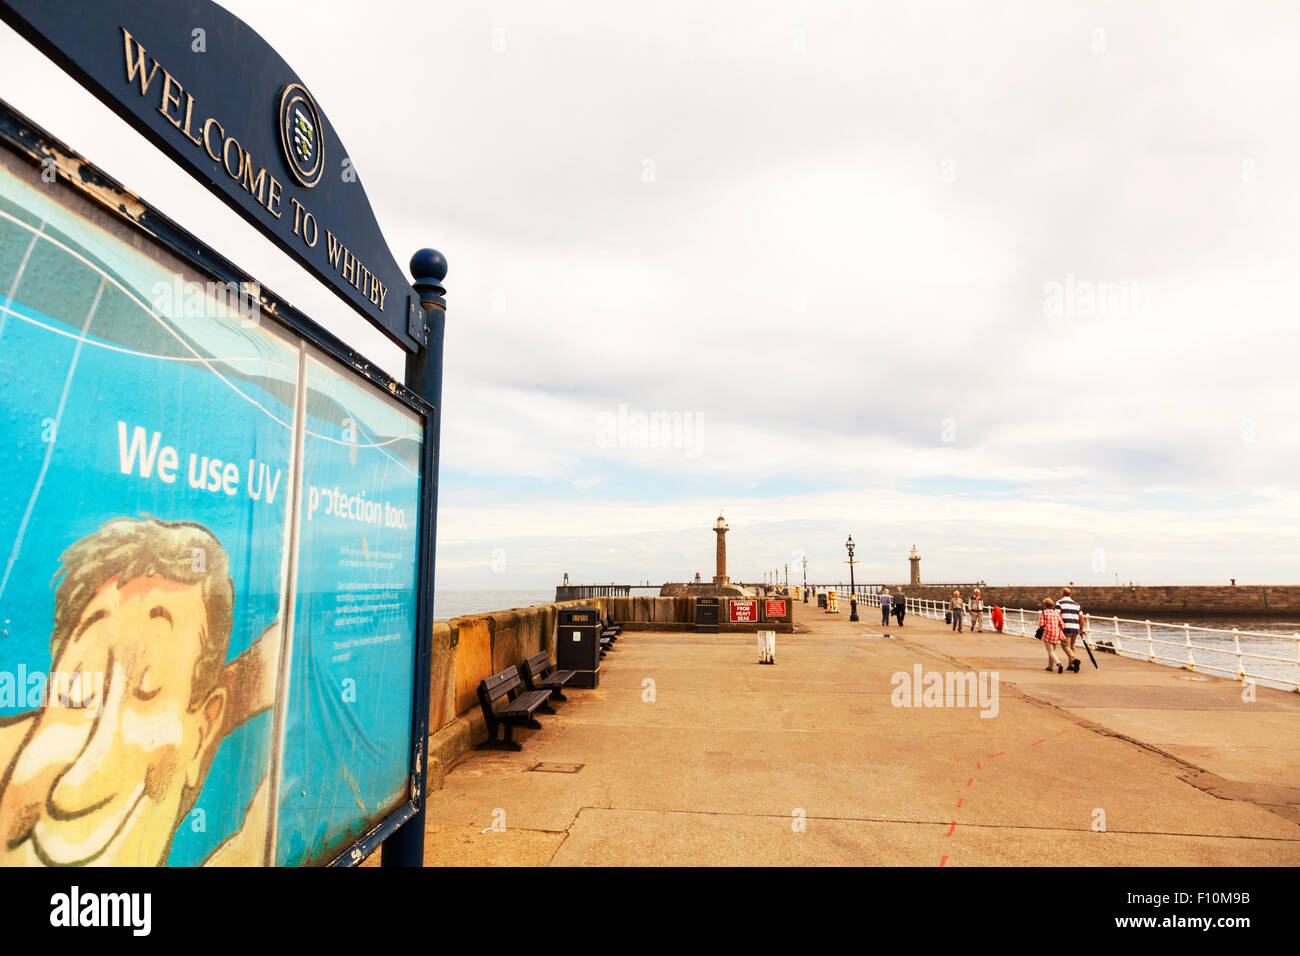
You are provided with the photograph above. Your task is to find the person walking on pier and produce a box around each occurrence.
[1038,597,1079,673]
[880,588,892,625]
[894,594,906,626]
[950,590,964,632]
[1056,588,1084,672]
[969,588,984,632]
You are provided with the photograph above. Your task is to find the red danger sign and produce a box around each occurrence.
[764,599,787,618]
[729,599,758,623]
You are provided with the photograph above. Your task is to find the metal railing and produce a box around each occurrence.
[555,585,631,600]
[854,593,1300,692]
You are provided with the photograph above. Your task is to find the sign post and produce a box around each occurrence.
[382,250,447,867]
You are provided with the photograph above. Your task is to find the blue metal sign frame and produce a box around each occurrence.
[0,0,444,868]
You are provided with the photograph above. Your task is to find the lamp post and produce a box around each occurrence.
[802,556,808,603]
[845,534,859,622]
[784,563,788,589]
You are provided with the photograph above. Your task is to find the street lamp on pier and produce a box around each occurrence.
[801,556,808,602]
[845,534,859,622]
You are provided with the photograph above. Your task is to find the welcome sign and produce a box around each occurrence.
[0,0,427,351]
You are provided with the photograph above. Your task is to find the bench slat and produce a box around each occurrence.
[501,690,552,717]
[481,666,523,701]
[535,670,575,687]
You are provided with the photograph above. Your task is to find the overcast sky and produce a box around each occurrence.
[3,1,1297,589]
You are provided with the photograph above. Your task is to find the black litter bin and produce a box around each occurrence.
[556,605,601,688]
[817,593,828,609]
[696,596,719,633]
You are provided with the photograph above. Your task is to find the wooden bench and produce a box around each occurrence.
[520,651,577,702]
[475,665,555,751]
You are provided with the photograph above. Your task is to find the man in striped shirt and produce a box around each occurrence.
[1056,588,1084,672]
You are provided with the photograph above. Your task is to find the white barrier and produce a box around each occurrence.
[852,593,1300,691]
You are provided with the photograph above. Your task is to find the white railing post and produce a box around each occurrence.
[1232,628,1243,680]
[1146,620,1154,661]
[1112,615,1121,654]
[1184,623,1195,670]
[1019,607,1026,637]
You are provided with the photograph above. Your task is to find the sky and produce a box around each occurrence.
[2,0,1297,589]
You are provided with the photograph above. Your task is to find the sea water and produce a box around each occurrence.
[433,588,556,621]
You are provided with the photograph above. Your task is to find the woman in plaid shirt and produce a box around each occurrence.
[1038,597,1078,673]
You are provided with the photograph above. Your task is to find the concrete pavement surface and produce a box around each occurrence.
[402,600,1300,865]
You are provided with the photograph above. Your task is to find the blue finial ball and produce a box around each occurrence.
[410,248,448,283]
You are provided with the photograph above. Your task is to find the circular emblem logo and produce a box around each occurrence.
[278,83,324,188]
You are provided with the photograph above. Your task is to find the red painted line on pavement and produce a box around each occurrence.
[949,722,1088,869]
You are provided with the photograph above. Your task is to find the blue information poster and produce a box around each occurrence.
[0,145,423,866]
[275,354,421,866]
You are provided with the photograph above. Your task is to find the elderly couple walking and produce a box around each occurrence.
[879,589,905,626]
[949,589,984,632]
[1038,588,1085,673]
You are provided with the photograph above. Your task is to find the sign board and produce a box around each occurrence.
[0,0,426,351]
[764,599,788,619]
[729,599,758,623]
[0,110,426,865]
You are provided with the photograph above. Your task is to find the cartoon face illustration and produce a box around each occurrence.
[0,518,233,866]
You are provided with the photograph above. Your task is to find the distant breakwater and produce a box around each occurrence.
[855,585,1300,622]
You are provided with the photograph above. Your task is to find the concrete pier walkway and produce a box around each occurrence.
[411,600,1300,865]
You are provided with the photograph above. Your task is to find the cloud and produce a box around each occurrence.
[3,0,1296,589]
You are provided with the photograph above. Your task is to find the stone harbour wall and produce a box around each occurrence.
[882,585,1300,619]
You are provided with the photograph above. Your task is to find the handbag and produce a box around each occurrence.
[1034,625,1044,640]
